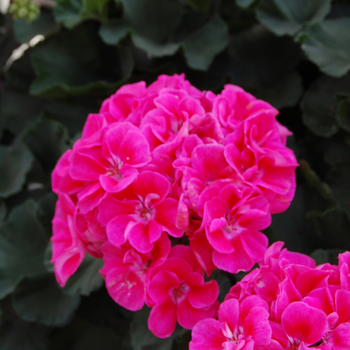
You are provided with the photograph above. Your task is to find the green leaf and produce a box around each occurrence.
[335,94,350,132]
[301,74,350,137]
[54,0,82,28]
[131,35,180,58]
[1,89,45,135]
[306,208,350,250]
[326,162,350,218]
[121,0,185,44]
[0,142,34,198]
[12,274,80,326]
[184,0,212,12]
[324,135,350,165]
[218,25,301,108]
[14,10,61,43]
[298,19,350,78]
[0,200,49,298]
[310,248,343,265]
[299,160,336,207]
[236,0,256,8]
[63,255,104,296]
[30,23,134,97]
[48,318,124,350]
[0,316,49,350]
[43,98,100,136]
[80,0,110,20]
[256,0,331,36]
[209,270,231,303]
[76,287,133,329]
[182,15,229,70]
[0,201,7,222]
[130,306,187,350]
[252,71,302,109]
[266,186,306,252]
[21,119,70,172]
[99,19,132,45]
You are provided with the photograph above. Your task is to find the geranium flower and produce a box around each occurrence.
[147,245,219,338]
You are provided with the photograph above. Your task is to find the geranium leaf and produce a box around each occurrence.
[62,255,104,296]
[43,98,100,136]
[121,0,185,44]
[48,318,124,350]
[0,201,6,222]
[30,23,134,97]
[14,10,61,44]
[182,15,229,70]
[326,163,350,218]
[335,94,350,132]
[306,208,350,250]
[55,0,110,29]
[0,142,34,198]
[21,119,70,172]
[12,274,80,326]
[183,0,213,12]
[210,25,301,107]
[2,89,44,135]
[301,74,350,137]
[298,19,350,78]
[236,0,256,8]
[256,0,331,36]
[0,200,49,298]
[0,316,49,350]
[130,306,187,350]
[310,248,344,265]
[99,19,132,45]
[54,0,82,28]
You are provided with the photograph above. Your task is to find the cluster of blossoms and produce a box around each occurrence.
[51,74,297,338]
[190,242,350,350]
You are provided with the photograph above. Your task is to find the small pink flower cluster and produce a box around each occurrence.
[51,74,297,338]
[190,242,350,350]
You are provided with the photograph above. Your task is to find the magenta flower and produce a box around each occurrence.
[70,122,151,197]
[190,296,272,350]
[201,184,270,273]
[147,246,219,338]
[51,194,86,286]
[98,171,183,253]
[99,233,170,311]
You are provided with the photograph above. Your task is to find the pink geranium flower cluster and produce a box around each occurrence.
[190,242,350,350]
[51,74,297,338]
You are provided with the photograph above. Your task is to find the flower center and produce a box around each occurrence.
[170,283,190,304]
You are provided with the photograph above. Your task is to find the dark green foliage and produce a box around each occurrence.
[1,0,350,348]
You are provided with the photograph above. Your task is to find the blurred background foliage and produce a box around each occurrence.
[0,0,350,348]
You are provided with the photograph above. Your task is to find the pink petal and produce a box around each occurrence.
[99,171,138,193]
[218,299,239,333]
[177,298,217,329]
[106,215,131,246]
[187,278,219,309]
[148,298,177,338]
[207,218,235,254]
[132,171,169,205]
[105,267,144,311]
[155,198,184,238]
[336,289,350,324]
[190,318,226,350]
[98,196,136,225]
[281,302,328,345]
[127,220,161,253]
[327,323,350,350]
[118,130,151,167]
[148,270,180,304]
[243,307,272,345]
[70,146,106,181]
